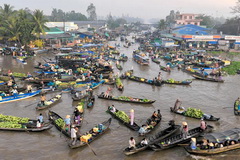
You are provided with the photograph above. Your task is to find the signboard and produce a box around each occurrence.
[225,36,240,40]
[186,39,217,42]
[192,35,213,39]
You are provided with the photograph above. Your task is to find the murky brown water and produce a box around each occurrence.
[0,36,240,160]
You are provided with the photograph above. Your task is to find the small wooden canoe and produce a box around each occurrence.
[98,93,155,104]
[149,125,214,151]
[170,107,220,121]
[68,118,112,149]
[36,93,62,110]
[192,74,224,83]
[106,108,140,131]
[123,124,181,155]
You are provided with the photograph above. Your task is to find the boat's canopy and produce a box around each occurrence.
[204,128,240,142]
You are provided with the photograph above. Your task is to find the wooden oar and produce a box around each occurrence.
[178,144,189,146]
[86,142,97,156]
[24,101,39,108]
[223,107,232,109]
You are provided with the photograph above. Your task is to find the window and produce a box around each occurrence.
[184,16,187,19]
[189,16,192,19]
[195,23,198,25]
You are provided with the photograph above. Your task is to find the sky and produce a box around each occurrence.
[0,0,238,22]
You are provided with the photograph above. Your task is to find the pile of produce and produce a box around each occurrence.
[166,79,175,83]
[76,67,89,73]
[117,96,131,101]
[0,76,10,81]
[58,81,76,89]
[0,114,29,123]
[12,72,27,78]
[0,122,22,128]
[55,118,65,128]
[141,99,150,102]
[184,107,204,118]
[116,64,123,70]
[222,61,240,75]
[115,77,123,87]
[114,111,130,123]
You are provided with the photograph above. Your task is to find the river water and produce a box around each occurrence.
[0,35,240,160]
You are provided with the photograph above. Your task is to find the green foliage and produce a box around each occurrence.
[12,72,26,78]
[114,111,130,123]
[184,107,203,119]
[222,61,240,75]
[166,78,175,83]
[49,8,87,21]
[0,114,29,123]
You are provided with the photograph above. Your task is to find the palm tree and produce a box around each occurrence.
[0,4,15,20]
[32,9,49,38]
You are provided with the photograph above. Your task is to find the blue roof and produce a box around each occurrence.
[173,27,209,35]
[174,24,210,31]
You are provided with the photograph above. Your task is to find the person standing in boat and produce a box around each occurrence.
[38,113,43,124]
[64,115,71,132]
[27,84,32,93]
[190,138,197,150]
[182,122,189,139]
[128,137,136,150]
[71,126,78,145]
[40,94,46,105]
[200,118,207,131]
[140,138,148,147]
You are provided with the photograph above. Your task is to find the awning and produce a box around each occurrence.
[204,128,240,142]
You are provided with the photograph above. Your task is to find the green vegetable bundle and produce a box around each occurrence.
[184,107,203,118]
[166,78,175,83]
[114,111,130,123]
[115,77,123,87]
[55,118,65,128]
[0,122,22,128]
[0,114,29,123]
[12,72,27,78]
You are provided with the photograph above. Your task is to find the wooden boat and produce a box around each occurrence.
[139,112,162,136]
[182,68,206,77]
[15,56,27,64]
[160,65,171,72]
[0,90,41,104]
[116,64,123,70]
[128,75,162,86]
[170,107,220,121]
[0,86,27,94]
[87,95,95,108]
[48,110,71,138]
[90,80,105,90]
[68,118,112,149]
[184,143,240,155]
[36,93,62,110]
[133,53,149,65]
[106,108,140,131]
[2,72,27,78]
[234,98,240,115]
[162,79,192,85]
[152,58,160,64]
[149,125,214,151]
[98,93,155,104]
[72,91,89,101]
[184,128,240,155]
[25,76,75,83]
[0,121,52,132]
[123,124,181,155]
[118,56,128,62]
[115,77,124,91]
[192,74,224,83]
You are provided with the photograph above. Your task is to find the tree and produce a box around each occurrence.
[166,10,176,26]
[217,17,240,35]
[32,9,49,38]
[231,0,240,14]
[0,4,15,20]
[87,3,97,21]
[158,19,167,30]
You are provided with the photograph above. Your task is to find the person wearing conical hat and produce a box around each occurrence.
[182,122,188,139]
[64,115,71,132]
[190,138,197,150]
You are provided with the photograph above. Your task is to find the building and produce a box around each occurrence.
[45,22,78,31]
[175,13,202,26]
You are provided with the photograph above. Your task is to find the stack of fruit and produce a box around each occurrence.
[55,118,65,128]
[0,114,29,123]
